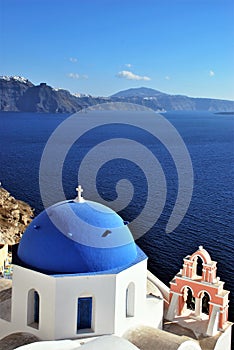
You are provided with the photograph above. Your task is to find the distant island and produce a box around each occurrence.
[0,76,234,114]
[214,111,234,115]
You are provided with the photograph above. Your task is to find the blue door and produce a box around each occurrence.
[77,297,92,331]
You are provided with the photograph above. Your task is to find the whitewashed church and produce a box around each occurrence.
[0,186,232,350]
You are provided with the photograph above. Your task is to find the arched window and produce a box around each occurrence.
[196,256,203,276]
[27,289,40,329]
[126,282,135,317]
[185,287,195,311]
[202,292,210,315]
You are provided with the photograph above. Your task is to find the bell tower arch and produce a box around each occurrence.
[166,246,230,336]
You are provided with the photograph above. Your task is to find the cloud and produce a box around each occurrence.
[116,70,151,81]
[69,57,78,63]
[165,75,171,80]
[68,73,80,79]
[209,70,215,77]
[125,63,132,68]
[67,73,88,80]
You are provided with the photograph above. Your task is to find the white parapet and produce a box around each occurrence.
[147,270,170,302]
[166,292,180,321]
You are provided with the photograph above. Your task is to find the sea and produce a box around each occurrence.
[0,110,233,321]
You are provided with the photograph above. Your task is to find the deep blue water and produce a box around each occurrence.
[0,111,233,320]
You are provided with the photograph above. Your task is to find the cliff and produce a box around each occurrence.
[0,76,33,112]
[0,186,34,245]
[1,76,234,113]
[16,83,84,113]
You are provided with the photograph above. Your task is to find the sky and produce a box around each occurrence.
[1,0,234,99]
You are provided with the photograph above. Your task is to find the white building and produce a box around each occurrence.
[0,186,163,340]
[0,186,232,349]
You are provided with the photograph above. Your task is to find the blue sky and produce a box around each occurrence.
[1,0,234,99]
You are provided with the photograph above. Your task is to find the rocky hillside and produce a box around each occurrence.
[0,76,33,112]
[111,87,234,112]
[0,76,110,113]
[16,83,84,113]
[0,186,34,244]
[0,76,234,113]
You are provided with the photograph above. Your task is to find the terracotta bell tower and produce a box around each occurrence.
[166,246,230,336]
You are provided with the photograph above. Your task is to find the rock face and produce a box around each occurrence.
[0,187,34,244]
[16,83,83,113]
[0,76,33,111]
[1,76,234,113]
[0,76,107,113]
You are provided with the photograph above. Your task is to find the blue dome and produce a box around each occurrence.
[17,199,137,274]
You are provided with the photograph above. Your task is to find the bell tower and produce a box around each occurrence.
[166,246,230,336]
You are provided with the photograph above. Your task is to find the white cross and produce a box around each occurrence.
[75,185,84,202]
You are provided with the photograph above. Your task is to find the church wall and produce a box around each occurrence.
[114,258,163,336]
[53,273,116,339]
[0,258,164,341]
[0,265,57,339]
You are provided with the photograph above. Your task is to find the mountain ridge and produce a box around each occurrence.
[111,86,234,101]
[111,87,168,98]
[0,76,234,113]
